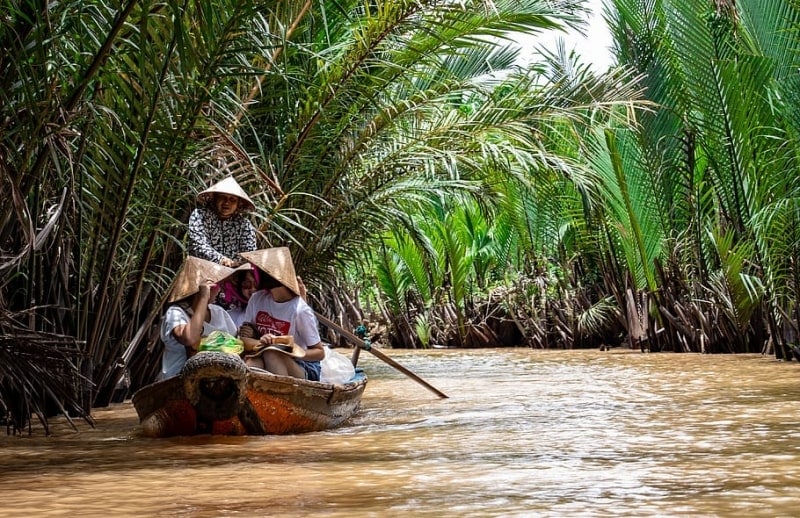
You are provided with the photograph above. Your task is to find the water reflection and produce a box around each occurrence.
[1,349,800,517]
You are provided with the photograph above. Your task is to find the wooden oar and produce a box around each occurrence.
[315,312,449,399]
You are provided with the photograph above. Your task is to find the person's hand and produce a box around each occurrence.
[209,282,221,300]
[197,281,216,301]
[297,276,308,300]
[239,322,258,339]
[259,333,277,346]
[220,257,236,267]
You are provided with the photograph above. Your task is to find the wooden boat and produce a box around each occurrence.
[132,351,367,437]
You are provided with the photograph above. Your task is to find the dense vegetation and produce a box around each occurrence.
[2,0,799,433]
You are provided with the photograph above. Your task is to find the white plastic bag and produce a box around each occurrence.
[320,346,356,384]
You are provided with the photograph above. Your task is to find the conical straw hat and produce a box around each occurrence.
[243,335,306,359]
[196,176,255,212]
[240,247,301,297]
[167,256,239,303]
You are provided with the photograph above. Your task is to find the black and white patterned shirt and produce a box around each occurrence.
[187,207,257,263]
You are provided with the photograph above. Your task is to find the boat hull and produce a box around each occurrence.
[132,351,367,437]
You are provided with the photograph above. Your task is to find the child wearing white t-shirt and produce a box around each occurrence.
[159,257,238,379]
[238,247,325,381]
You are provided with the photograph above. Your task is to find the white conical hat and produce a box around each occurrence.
[240,247,301,297]
[167,256,238,303]
[196,176,255,212]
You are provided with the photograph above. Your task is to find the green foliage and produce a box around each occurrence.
[585,126,663,291]
[705,228,765,331]
[607,0,800,352]
[0,0,315,423]
[20,0,800,430]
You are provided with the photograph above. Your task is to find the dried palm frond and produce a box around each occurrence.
[0,310,92,435]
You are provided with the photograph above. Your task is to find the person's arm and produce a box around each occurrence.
[226,219,257,267]
[240,336,262,352]
[238,321,262,352]
[171,283,213,350]
[296,276,308,301]
[303,341,325,362]
[293,300,324,361]
[187,209,225,263]
[240,219,257,254]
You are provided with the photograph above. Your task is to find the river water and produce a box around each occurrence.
[1,348,800,517]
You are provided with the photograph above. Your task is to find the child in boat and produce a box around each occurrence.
[159,256,239,380]
[238,247,324,381]
[187,176,257,267]
[220,266,259,328]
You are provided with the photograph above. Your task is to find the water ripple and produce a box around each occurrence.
[1,349,800,517]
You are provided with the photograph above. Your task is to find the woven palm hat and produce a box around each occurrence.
[244,335,306,359]
[240,247,301,297]
[196,176,255,212]
[167,256,239,303]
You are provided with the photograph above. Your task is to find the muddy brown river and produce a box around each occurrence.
[1,348,799,517]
